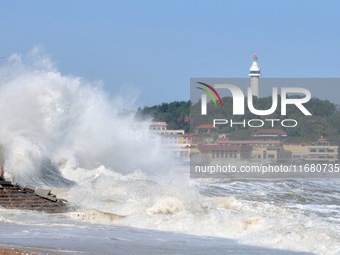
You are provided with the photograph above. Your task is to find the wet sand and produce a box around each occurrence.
[0,249,36,255]
[0,223,316,255]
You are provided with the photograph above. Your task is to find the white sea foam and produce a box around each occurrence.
[0,48,173,185]
[60,165,340,255]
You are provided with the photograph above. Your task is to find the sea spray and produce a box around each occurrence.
[0,48,174,184]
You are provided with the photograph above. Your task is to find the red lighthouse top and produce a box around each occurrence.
[253,54,258,60]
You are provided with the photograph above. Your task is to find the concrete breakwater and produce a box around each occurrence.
[0,180,69,213]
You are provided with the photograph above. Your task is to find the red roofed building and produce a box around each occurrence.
[216,137,231,143]
[195,124,218,134]
[150,122,167,131]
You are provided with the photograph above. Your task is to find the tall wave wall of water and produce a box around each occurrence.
[0,48,173,185]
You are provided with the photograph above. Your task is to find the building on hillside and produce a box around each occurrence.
[252,129,287,140]
[148,121,191,159]
[283,144,309,161]
[149,122,184,135]
[160,133,192,158]
[216,137,291,161]
[150,122,167,131]
[284,137,338,162]
[198,144,252,160]
[159,133,190,145]
[217,137,281,147]
[308,137,338,161]
[195,124,218,135]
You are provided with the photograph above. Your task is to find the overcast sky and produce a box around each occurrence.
[1,0,340,106]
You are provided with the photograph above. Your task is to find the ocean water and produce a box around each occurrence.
[0,49,339,254]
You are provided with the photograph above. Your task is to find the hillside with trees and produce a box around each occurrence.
[136,97,340,144]
[136,101,191,132]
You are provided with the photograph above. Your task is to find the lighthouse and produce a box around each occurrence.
[249,54,261,98]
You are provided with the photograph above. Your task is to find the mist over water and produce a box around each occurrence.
[0,48,173,185]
